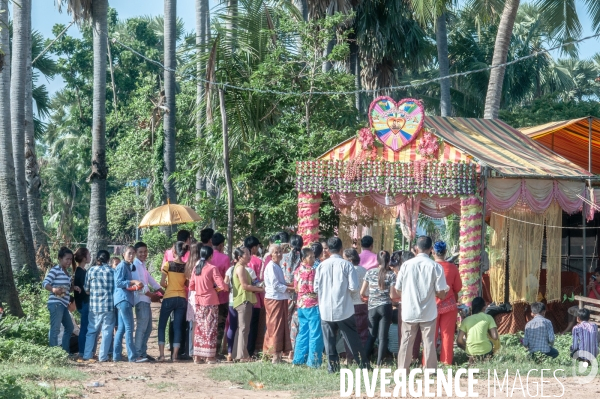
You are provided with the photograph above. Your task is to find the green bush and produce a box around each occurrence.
[0,338,68,365]
[0,375,24,398]
[0,316,49,346]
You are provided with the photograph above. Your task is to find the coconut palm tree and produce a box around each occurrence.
[196,0,210,194]
[0,0,36,277]
[163,0,177,205]
[58,0,109,258]
[0,210,24,317]
[10,0,38,275]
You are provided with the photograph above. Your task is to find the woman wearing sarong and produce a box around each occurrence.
[281,234,303,359]
[189,245,228,364]
[263,244,293,363]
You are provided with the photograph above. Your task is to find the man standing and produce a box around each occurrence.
[358,236,378,270]
[315,237,369,372]
[395,236,448,370]
[132,242,164,361]
[82,250,115,362]
[211,232,232,355]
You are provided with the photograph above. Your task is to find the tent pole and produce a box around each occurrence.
[479,166,488,297]
[583,210,587,297]
[589,116,592,173]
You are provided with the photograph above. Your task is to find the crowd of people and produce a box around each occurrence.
[42,230,599,371]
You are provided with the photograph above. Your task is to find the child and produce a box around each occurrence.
[110,257,121,269]
[58,296,80,355]
[523,302,558,358]
[457,297,499,361]
[571,308,599,363]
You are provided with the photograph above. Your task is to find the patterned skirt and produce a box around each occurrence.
[194,304,218,358]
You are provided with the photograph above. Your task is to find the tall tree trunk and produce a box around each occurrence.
[294,0,308,21]
[436,13,451,117]
[219,89,234,258]
[163,0,177,204]
[11,0,38,277]
[87,0,109,259]
[195,0,209,195]
[484,0,520,119]
[226,0,238,43]
[25,8,51,271]
[0,0,34,277]
[0,208,24,317]
[349,40,361,114]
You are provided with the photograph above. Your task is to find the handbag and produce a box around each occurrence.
[437,294,457,315]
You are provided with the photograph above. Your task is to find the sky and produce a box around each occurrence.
[31,0,600,98]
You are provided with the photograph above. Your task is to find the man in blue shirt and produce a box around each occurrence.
[113,246,147,363]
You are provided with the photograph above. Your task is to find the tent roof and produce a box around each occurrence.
[520,116,600,175]
[319,117,593,179]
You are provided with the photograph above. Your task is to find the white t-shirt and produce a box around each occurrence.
[351,265,368,305]
[395,253,448,323]
[225,266,256,306]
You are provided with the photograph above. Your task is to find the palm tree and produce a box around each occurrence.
[163,0,177,205]
[59,0,108,257]
[0,209,24,317]
[10,0,38,275]
[0,0,36,276]
[195,0,210,194]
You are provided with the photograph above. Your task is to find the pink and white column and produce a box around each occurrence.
[297,193,322,245]
[459,196,483,306]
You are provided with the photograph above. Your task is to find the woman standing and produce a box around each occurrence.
[232,246,264,362]
[223,247,257,362]
[360,250,398,366]
[292,247,323,368]
[73,248,91,359]
[433,241,462,365]
[189,246,228,364]
[43,247,75,352]
[263,244,293,363]
[281,234,303,359]
[157,241,189,362]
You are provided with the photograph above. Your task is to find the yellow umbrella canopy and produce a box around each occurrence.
[138,203,201,228]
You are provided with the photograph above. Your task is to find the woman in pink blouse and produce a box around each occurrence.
[189,246,228,364]
[292,247,323,368]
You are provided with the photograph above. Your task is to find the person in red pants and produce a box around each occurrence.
[432,241,462,365]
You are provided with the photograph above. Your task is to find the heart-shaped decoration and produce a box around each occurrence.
[369,97,424,152]
[387,117,406,133]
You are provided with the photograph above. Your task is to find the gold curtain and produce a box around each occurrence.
[489,212,508,304]
[338,198,398,252]
[545,202,563,303]
[508,206,544,303]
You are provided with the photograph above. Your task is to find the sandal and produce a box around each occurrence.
[156,356,168,362]
[224,355,233,363]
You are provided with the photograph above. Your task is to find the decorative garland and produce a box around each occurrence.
[416,128,442,159]
[458,196,483,306]
[297,193,322,244]
[296,160,477,196]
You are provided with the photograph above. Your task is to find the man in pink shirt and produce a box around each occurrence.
[358,235,378,270]
[210,232,231,356]
[162,230,191,265]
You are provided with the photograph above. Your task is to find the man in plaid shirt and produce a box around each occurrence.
[523,302,559,358]
[82,250,115,362]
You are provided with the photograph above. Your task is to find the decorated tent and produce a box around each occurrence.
[296,97,595,307]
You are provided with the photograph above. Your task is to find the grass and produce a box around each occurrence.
[0,363,87,399]
[147,382,177,391]
[207,333,597,398]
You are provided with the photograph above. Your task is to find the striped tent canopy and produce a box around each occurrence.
[520,116,600,175]
[320,116,593,179]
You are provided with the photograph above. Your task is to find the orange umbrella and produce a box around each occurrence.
[138,201,201,228]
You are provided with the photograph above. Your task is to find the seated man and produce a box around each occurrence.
[457,297,499,361]
[523,302,558,359]
[58,296,80,355]
[571,308,599,364]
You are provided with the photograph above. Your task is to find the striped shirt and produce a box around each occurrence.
[84,264,115,313]
[572,321,599,358]
[42,265,72,307]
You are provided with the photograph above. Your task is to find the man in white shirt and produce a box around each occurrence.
[133,242,164,361]
[395,236,448,370]
[315,237,369,372]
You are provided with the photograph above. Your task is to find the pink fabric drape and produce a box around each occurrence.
[398,195,422,243]
[486,178,587,215]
